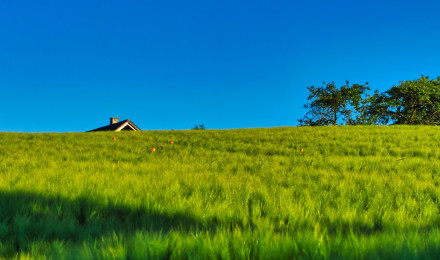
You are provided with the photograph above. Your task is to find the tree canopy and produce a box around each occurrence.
[298,81,369,126]
[384,76,440,125]
[300,75,440,126]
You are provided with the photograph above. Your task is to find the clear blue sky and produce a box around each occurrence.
[1,0,439,132]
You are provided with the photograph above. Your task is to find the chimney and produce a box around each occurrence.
[109,117,119,125]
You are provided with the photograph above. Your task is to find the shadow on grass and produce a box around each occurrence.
[3,190,440,258]
[0,190,216,255]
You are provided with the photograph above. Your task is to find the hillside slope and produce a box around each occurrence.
[1,126,440,259]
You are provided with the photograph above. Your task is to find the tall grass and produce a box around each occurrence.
[1,126,440,258]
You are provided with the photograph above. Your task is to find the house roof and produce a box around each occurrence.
[87,119,141,132]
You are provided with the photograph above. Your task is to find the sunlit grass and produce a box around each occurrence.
[1,126,440,258]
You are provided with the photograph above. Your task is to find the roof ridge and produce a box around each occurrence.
[87,118,140,132]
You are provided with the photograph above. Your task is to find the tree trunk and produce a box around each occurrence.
[409,108,417,124]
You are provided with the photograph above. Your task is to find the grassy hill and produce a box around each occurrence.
[1,126,440,259]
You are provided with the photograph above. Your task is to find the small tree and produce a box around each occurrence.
[360,90,391,125]
[299,81,370,126]
[192,124,206,130]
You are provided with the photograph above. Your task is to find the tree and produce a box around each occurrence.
[374,76,440,125]
[359,90,390,125]
[299,81,370,126]
[192,124,206,130]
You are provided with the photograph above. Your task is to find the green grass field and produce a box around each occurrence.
[1,126,440,259]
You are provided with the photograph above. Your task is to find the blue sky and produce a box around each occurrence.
[1,0,439,132]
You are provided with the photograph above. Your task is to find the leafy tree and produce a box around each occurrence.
[299,81,370,126]
[192,124,206,130]
[387,76,440,124]
[348,90,391,125]
[370,76,440,125]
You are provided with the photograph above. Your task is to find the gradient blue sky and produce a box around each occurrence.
[1,0,439,132]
